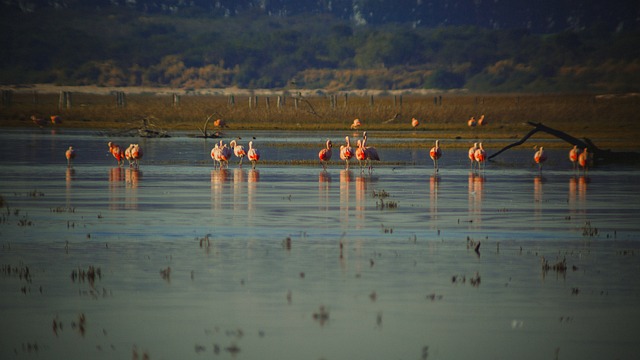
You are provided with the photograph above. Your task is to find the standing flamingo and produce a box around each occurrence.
[468,116,477,127]
[411,118,420,129]
[355,139,366,170]
[319,139,333,170]
[107,142,125,167]
[248,141,260,169]
[124,144,134,167]
[362,132,380,172]
[429,140,442,172]
[477,114,486,126]
[65,146,76,167]
[351,118,362,130]
[230,139,246,166]
[219,140,232,169]
[468,142,479,170]
[339,136,354,169]
[474,142,486,172]
[533,146,547,172]
[211,143,221,169]
[131,144,143,168]
[569,145,581,171]
[578,148,589,174]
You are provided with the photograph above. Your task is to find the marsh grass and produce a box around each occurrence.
[2,90,639,148]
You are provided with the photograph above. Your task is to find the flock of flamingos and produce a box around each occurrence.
[62,116,591,174]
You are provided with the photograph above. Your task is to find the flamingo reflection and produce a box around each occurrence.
[248,169,259,212]
[340,170,353,227]
[108,167,125,210]
[468,172,484,228]
[233,168,246,211]
[429,174,440,229]
[211,169,229,210]
[534,175,545,223]
[568,176,589,217]
[319,171,331,211]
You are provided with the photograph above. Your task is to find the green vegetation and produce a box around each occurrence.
[1,6,639,93]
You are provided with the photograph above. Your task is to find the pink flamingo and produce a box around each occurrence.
[362,132,380,172]
[467,116,477,127]
[219,140,232,169]
[477,114,486,126]
[107,142,125,167]
[211,143,222,169]
[429,140,442,172]
[339,136,354,169]
[578,148,589,174]
[533,146,547,172]
[318,139,333,170]
[411,118,419,129]
[355,139,366,170]
[230,139,246,166]
[247,141,260,169]
[65,146,76,167]
[468,142,479,170]
[131,144,143,168]
[124,144,134,167]
[474,142,486,172]
[350,118,362,130]
[569,145,581,171]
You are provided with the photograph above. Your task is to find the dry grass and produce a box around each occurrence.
[2,89,639,149]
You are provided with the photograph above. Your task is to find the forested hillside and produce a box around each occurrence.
[2,0,639,92]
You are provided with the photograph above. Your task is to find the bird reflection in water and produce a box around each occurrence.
[468,172,484,227]
[247,169,259,212]
[233,168,245,211]
[211,169,229,210]
[534,175,545,223]
[65,167,76,210]
[568,175,589,216]
[429,174,440,229]
[318,171,331,211]
[108,167,125,210]
[340,170,353,227]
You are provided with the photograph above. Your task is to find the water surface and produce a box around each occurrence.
[1,129,639,359]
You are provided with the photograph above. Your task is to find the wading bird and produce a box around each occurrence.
[411,118,420,129]
[248,141,260,169]
[429,140,442,172]
[339,136,354,169]
[468,142,479,170]
[219,140,232,169]
[351,118,362,130]
[569,145,581,171]
[477,114,486,126]
[124,144,135,167]
[578,148,589,174]
[108,142,125,167]
[474,142,486,172]
[131,144,143,168]
[468,116,477,127]
[319,139,333,170]
[230,140,246,166]
[65,146,76,167]
[362,132,380,172]
[534,146,547,172]
[211,143,221,169]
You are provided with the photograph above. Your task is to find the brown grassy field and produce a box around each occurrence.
[1,86,639,149]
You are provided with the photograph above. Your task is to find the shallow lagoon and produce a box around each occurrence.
[1,129,640,360]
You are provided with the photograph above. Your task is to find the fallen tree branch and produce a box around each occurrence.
[488,122,640,165]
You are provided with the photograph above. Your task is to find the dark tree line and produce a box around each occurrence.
[1,1,639,92]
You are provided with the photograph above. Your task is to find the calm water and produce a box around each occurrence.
[1,128,640,360]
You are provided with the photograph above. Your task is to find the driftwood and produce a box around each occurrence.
[488,122,640,165]
[195,113,223,138]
